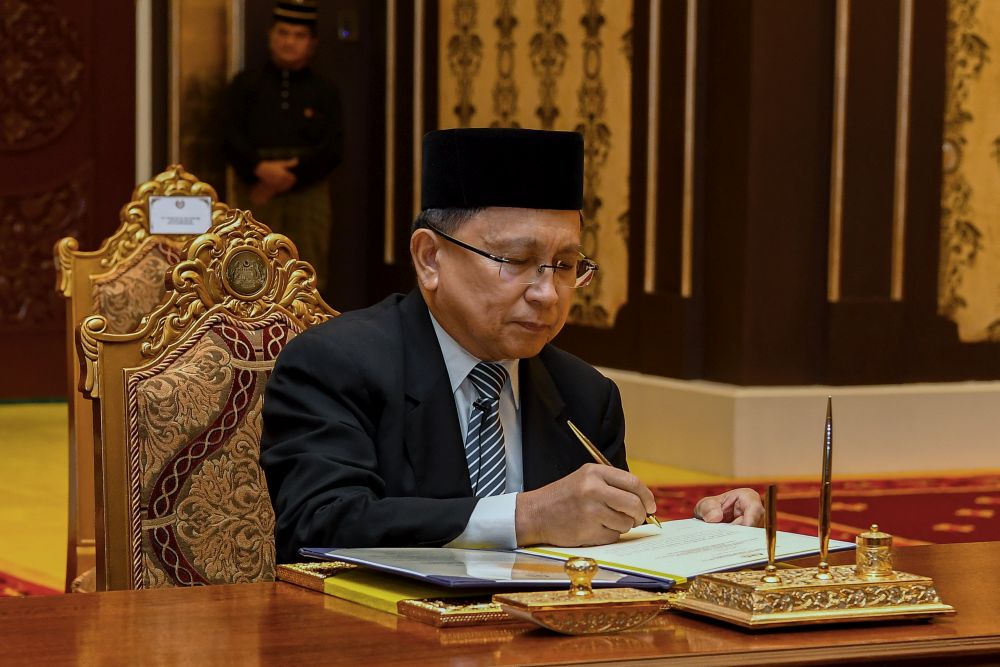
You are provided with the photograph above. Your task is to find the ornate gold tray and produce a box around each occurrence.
[671,564,955,628]
[398,597,518,627]
[669,403,954,630]
[492,557,667,635]
[494,587,666,635]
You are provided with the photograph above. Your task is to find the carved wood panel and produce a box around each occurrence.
[0,0,84,151]
[0,0,136,398]
[0,169,89,326]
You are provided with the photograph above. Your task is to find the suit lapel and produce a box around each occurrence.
[398,293,584,495]
[520,354,583,490]
[400,291,473,498]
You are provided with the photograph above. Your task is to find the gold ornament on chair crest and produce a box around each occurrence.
[54,164,229,297]
[78,208,337,400]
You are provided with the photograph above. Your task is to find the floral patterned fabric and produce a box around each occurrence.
[92,242,182,334]
[127,312,297,587]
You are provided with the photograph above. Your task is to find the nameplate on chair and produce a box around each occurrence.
[149,196,212,235]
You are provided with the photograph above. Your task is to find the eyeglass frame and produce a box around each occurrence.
[423,224,599,288]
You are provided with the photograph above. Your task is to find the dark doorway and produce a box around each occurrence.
[242,0,389,311]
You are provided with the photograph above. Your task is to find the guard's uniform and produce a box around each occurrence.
[223,60,343,290]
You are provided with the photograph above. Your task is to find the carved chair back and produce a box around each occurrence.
[54,165,228,591]
[77,209,337,590]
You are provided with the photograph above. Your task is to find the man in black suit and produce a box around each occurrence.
[261,128,763,562]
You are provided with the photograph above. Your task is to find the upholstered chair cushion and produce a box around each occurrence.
[126,311,297,587]
[92,243,183,334]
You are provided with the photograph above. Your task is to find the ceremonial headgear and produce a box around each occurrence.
[421,128,584,211]
[273,0,318,27]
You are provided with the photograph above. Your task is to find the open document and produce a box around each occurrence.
[299,546,673,590]
[520,518,854,583]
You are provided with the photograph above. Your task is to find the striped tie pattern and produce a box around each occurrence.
[464,362,509,498]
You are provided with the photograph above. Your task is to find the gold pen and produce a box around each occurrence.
[566,419,662,529]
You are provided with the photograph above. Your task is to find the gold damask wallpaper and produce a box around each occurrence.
[940,0,1000,341]
[438,0,633,327]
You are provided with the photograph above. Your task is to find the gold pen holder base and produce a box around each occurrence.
[670,565,955,629]
[493,588,667,635]
[397,597,518,627]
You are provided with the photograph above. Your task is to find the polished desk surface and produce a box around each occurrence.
[2,542,999,666]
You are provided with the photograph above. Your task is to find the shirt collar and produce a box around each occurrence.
[428,313,520,409]
[266,60,312,79]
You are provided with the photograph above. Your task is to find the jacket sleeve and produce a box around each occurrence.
[222,72,261,184]
[260,330,476,562]
[291,83,343,187]
[596,376,629,471]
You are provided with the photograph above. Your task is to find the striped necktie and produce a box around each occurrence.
[464,362,509,498]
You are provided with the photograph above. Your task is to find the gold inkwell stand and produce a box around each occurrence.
[671,398,956,628]
[493,557,666,635]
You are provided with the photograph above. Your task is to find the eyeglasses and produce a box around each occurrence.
[427,225,599,289]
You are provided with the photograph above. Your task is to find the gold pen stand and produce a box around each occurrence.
[671,525,955,628]
[493,557,666,635]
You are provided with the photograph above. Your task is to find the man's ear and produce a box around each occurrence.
[410,229,440,291]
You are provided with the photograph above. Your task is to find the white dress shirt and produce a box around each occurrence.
[429,315,521,549]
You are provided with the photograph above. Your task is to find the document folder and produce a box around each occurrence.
[299,546,674,591]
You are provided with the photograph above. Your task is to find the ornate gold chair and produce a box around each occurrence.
[77,210,337,590]
[55,165,229,592]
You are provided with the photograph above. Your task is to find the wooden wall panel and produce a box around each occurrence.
[699,0,834,385]
[627,0,706,380]
[378,0,1000,386]
[838,0,899,301]
[0,0,135,398]
[826,0,907,384]
[698,0,752,383]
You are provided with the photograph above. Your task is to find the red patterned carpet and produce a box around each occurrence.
[652,474,1000,545]
[0,572,59,597]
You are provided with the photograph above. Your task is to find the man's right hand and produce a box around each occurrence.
[254,158,299,192]
[249,182,276,206]
[514,463,656,547]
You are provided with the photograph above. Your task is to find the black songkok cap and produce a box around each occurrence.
[273,0,318,27]
[421,128,584,211]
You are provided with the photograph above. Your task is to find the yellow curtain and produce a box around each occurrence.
[940,0,1000,341]
[438,0,633,327]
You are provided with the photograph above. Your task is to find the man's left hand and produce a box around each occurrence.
[694,488,764,527]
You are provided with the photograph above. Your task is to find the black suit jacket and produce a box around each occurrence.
[260,290,627,561]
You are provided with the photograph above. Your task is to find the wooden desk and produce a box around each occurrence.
[2,542,999,665]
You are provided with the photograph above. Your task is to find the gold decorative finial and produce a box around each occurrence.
[565,557,597,598]
[493,557,666,634]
